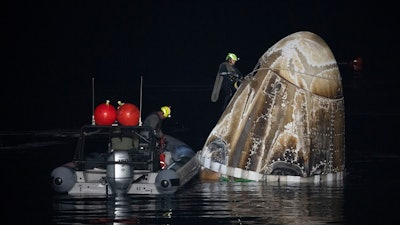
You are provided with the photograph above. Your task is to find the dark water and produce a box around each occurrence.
[2,75,400,225]
[2,133,399,225]
[50,181,346,225]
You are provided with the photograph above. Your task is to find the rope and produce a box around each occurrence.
[242,64,344,99]
[247,60,341,81]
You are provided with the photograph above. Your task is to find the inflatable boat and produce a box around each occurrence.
[50,125,200,195]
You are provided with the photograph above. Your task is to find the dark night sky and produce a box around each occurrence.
[4,1,398,140]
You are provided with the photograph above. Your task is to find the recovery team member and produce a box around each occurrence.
[142,106,171,169]
[211,53,244,111]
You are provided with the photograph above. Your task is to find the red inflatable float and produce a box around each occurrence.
[117,101,140,126]
[94,100,117,125]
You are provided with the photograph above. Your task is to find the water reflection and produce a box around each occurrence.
[52,180,344,225]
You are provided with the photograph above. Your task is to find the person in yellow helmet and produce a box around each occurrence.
[211,53,244,111]
[143,106,171,140]
[142,106,196,170]
[142,106,172,169]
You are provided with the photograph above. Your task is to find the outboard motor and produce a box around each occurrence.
[50,165,76,193]
[106,150,133,195]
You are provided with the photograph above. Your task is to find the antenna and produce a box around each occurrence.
[91,77,95,125]
[139,76,143,126]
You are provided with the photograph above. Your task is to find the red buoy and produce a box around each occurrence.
[94,100,117,125]
[117,101,140,126]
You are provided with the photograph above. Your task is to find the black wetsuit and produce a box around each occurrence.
[218,61,243,109]
[142,111,164,139]
[143,112,193,159]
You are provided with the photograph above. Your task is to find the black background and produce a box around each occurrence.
[4,0,399,150]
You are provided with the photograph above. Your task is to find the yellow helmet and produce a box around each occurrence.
[226,53,239,61]
[160,106,171,118]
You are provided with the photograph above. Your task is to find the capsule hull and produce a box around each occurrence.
[198,31,345,182]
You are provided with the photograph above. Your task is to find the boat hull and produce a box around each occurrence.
[50,125,200,195]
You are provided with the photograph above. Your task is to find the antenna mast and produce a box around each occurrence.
[91,77,95,125]
[139,76,143,126]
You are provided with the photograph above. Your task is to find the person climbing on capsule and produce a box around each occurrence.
[211,53,244,111]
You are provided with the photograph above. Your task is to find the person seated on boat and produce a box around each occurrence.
[141,106,172,169]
